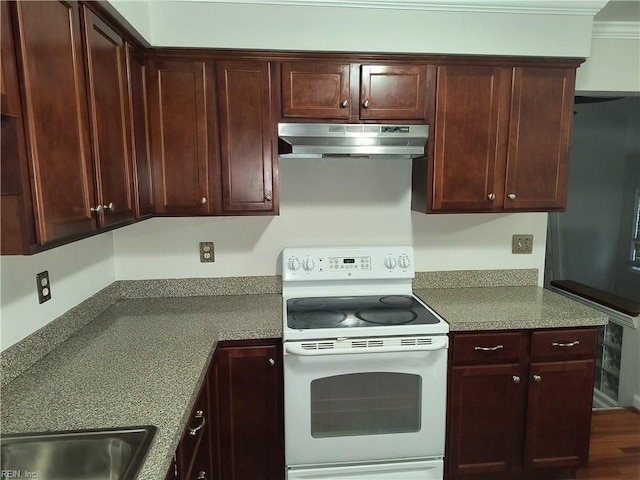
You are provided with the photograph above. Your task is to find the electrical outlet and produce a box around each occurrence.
[36,271,52,303]
[199,242,215,263]
[512,234,533,254]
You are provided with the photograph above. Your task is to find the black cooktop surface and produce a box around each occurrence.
[286,295,441,330]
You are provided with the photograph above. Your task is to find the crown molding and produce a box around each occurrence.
[178,0,609,16]
[593,21,640,40]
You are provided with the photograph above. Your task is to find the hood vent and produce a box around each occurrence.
[278,123,428,158]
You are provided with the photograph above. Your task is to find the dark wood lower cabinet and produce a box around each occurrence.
[167,339,284,480]
[213,339,284,480]
[168,376,212,480]
[446,328,597,480]
[448,363,525,476]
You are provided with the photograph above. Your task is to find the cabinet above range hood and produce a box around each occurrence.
[278,123,428,158]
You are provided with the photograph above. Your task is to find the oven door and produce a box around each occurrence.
[283,336,448,467]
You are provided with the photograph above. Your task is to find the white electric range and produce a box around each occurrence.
[281,245,449,480]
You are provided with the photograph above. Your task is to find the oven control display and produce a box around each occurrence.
[329,256,370,270]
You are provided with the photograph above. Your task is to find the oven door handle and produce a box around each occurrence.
[284,337,448,356]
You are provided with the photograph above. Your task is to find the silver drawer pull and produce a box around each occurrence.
[474,345,504,351]
[551,341,580,347]
[188,410,206,436]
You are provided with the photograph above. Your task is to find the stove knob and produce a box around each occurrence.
[398,254,411,269]
[384,256,397,270]
[287,257,301,273]
[302,258,315,272]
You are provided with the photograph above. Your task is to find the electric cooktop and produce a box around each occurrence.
[286,294,441,330]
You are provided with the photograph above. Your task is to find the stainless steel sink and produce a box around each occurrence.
[1,425,156,480]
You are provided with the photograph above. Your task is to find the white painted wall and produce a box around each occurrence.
[576,35,640,94]
[107,0,152,43]
[144,1,594,57]
[113,159,546,281]
[0,234,116,350]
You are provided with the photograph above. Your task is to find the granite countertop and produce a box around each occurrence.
[0,277,608,480]
[415,285,609,331]
[0,294,282,480]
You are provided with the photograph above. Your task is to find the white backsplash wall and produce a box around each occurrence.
[0,233,116,350]
[113,158,547,281]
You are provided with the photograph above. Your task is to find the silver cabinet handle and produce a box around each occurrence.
[90,205,104,214]
[265,193,272,202]
[199,196,207,205]
[533,374,541,383]
[508,193,516,200]
[196,471,207,480]
[340,99,349,108]
[362,99,370,109]
[487,193,495,200]
[188,410,206,436]
[268,358,275,366]
[512,375,520,384]
[552,340,580,347]
[474,345,504,351]
[103,202,114,212]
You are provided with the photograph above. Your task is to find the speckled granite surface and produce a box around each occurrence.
[413,269,538,289]
[0,294,282,480]
[415,286,608,331]
[1,271,607,480]
[1,282,122,386]
[118,275,281,298]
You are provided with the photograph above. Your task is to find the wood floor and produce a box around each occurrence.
[574,408,640,480]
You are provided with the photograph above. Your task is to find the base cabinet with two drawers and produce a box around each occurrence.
[445,328,597,480]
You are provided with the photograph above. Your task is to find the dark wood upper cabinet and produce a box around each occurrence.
[281,62,351,119]
[281,62,431,122]
[148,60,213,215]
[1,0,585,253]
[431,65,510,212]
[217,60,277,214]
[125,43,154,217]
[14,0,98,244]
[1,0,35,255]
[504,67,574,211]
[360,64,429,120]
[82,7,135,228]
[423,64,576,214]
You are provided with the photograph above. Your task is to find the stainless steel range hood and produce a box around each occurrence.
[278,123,428,158]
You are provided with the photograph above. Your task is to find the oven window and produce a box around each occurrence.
[310,372,421,438]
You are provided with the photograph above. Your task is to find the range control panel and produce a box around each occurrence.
[282,246,414,281]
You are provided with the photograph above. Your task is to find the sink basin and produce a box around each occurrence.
[1,425,156,480]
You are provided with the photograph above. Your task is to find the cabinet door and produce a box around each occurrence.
[126,43,154,217]
[215,342,284,480]
[281,62,351,119]
[360,64,429,120]
[432,65,511,212]
[447,363,525,477]
[148,60,212,215]
[504,67,574,211]
[14,0,97,243]
[217,61,277,214]
[1,0,35,255]
[524,360,594,469]
[175,378,211,480]
[82,7,135,228]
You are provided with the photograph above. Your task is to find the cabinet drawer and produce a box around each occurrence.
[531,328,597,361]
[452,332,522,364]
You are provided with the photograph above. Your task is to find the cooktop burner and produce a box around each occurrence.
[286,295,440,330]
